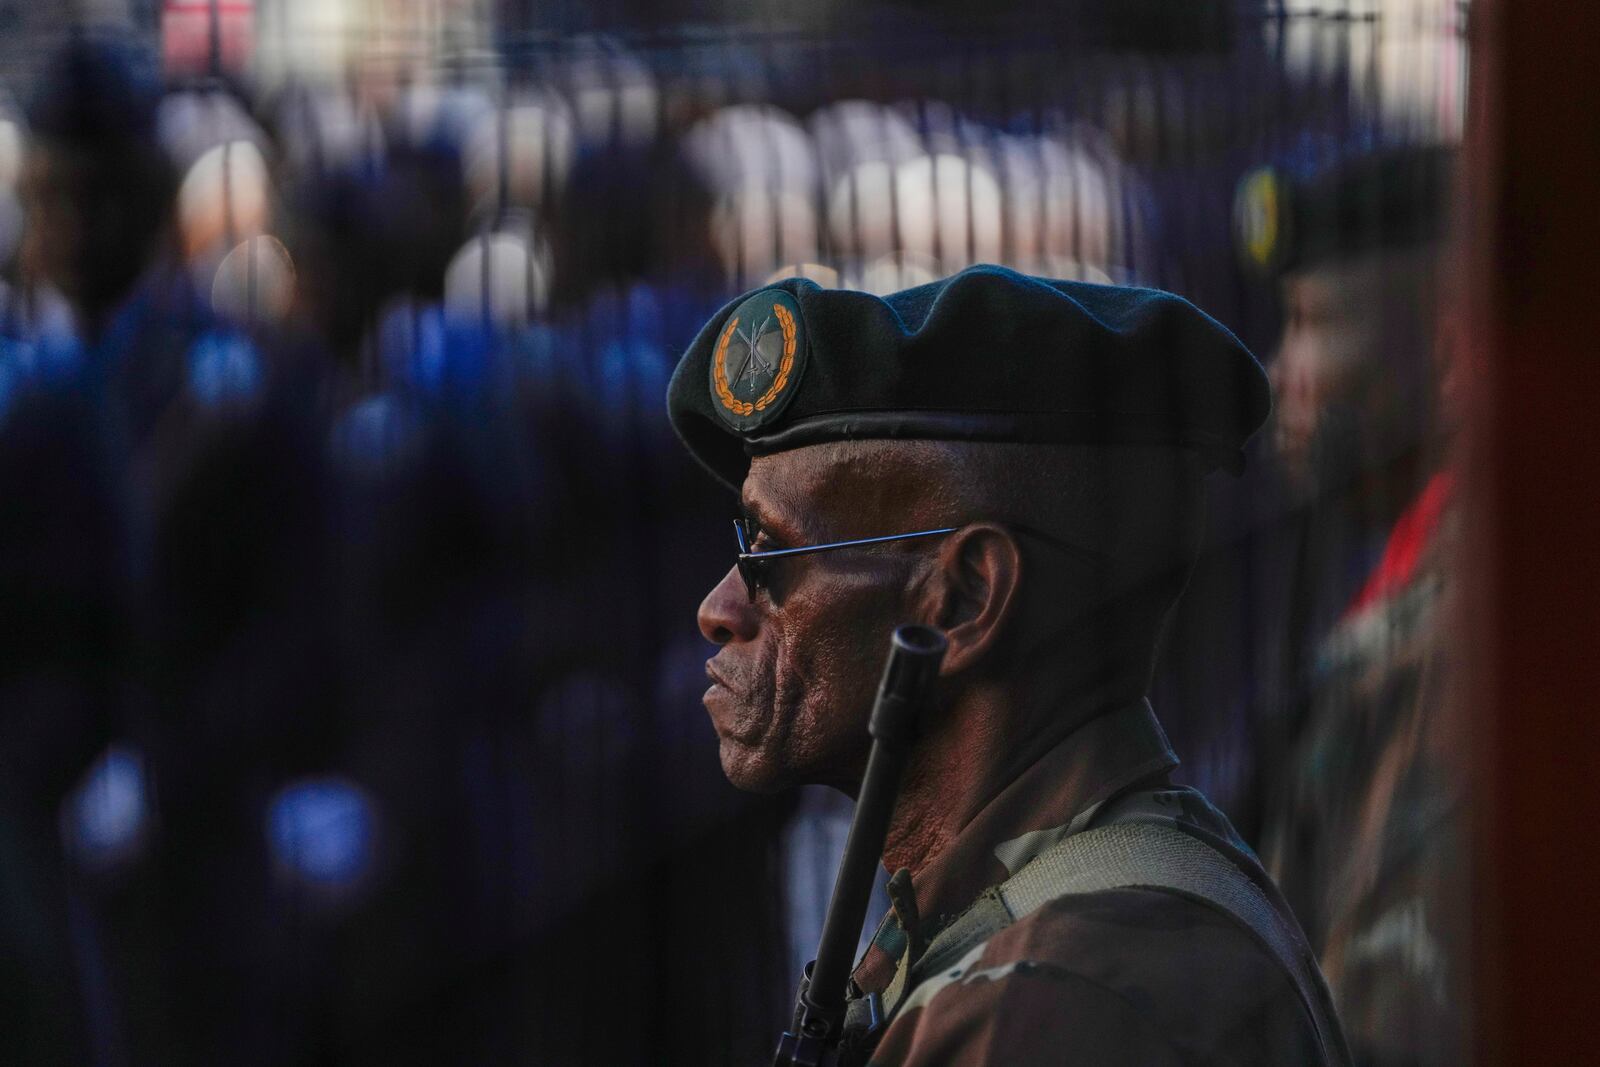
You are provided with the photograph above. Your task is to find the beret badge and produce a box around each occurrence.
[709,289,808,432]
[1234,166,1287,272]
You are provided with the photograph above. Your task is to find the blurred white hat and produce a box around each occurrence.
[177,139,272,258]
[827,152,1004,272]
[809,100,924,186]
[682,104,818,196]
[463,91,577,218]
[444,221,551,331]
[211,234,297,324]
[1272,0,1467,142]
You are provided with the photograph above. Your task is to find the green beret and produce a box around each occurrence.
[1234,145,1456,275]
[666,265,1270,490]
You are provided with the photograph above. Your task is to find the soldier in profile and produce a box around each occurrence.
[1241,146,1466,1067]
[668,265,1351,1064]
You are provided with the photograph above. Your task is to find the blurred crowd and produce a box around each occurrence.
[0,3,1469,1065]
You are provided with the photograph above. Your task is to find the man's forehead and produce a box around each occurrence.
[743,441,955,530]
[741,448,838,527]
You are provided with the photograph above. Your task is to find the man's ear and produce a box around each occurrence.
[921,524,1023,676]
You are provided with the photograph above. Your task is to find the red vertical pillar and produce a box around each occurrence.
[1467,0,1600,1061]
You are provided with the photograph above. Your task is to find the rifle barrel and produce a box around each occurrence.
[802,625,947,1027]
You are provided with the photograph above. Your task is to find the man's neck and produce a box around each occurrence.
[879,696,1007,877]
[878,667,1144,881]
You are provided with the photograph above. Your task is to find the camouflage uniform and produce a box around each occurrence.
[844,699,1345,1066]
[1265,471,1466,1065]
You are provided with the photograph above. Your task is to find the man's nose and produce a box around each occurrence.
[698,566,759,645]
[1272,342,1318,413]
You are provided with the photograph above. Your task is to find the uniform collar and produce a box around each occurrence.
[851,697,1178,995]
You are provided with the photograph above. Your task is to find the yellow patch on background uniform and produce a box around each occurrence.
[1235,167,1286,271]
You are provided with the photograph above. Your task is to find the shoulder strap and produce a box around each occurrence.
[899,821,1349,1066]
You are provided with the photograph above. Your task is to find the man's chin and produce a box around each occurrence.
[717,738,800,794]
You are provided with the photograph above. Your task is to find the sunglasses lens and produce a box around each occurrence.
[737,558,759,601]
[734,519,758,600]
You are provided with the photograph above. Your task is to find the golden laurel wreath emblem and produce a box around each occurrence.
[713,304,799,418]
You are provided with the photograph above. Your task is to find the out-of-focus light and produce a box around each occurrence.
[1039,258,1115,285]
[376,298,496,398]
[683,105,821,287]
[463,94,577,217]
[827,152,1005,273]
[826,159,896,261]
[682,105,818,196]
[331,392,421,476]
[0,111,27,283]
[187,330,264,407]
[1272,0,1467,142]
[0,285,83,418]
[890,153,1005,272]
[712,189,819,290]
[444,228,550,331]
[63,745,151,873]
[342,0,492,92]
[764,262,840,288]
[0,284,76,352]
[210,234,296,324]
[162,0,256,78]
[376,298,445,393]
[255,0,356,86]
[854,251,941,296]
[266,776,377,896]
[998,134,1119,278]
[809,100,924,186]
[0,119,25,189]
[177,140,271,259]
[0,187,22,270]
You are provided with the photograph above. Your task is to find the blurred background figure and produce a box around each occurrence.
[0,36,151,1067]
[682,104,820,290]
[0,2,1483,1065]
[18,35,211,445]
[1240,143,1466,1066]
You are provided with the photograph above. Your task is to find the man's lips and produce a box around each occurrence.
[704,660,742,698]
[703,660,769,744]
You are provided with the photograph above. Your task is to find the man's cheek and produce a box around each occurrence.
[764,631,832,753]
[767,634,805,732]
[789,624,871,741]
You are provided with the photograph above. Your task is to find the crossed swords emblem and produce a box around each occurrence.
[729,313,781,392]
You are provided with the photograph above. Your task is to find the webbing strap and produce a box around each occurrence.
[906,891,1010,982]
[893,821,1346,1065]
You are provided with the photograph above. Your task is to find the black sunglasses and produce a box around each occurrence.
[732,517,1107,602]
[733,518,957,602]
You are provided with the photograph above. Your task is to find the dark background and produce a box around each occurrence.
[0,1,1485,1064]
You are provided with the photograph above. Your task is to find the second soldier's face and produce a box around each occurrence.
[1270,269,1381,492]
[1269,255,1439,496]
[697,448,925,795]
